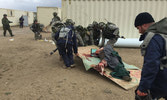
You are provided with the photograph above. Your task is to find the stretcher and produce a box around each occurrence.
[78,46,141,90]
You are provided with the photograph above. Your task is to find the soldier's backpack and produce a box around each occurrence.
[58,26,74,47]
[140,17,167,70]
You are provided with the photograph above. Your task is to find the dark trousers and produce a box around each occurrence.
[151,91,167,100]
[58,43,74,67]
[33,31,41,40]
[3,27,13,36]
[20,22,23,28]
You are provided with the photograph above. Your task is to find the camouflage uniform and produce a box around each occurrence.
[82,28,91,46]
[87,21,101,45]
[30,20,42,40]
[65,19,85,46]
[50,12,61,43]
[50,12,61,26]
[75,25,85,46]
[1,14,14,37]
[51,21,64,44]
[103,22,120,47]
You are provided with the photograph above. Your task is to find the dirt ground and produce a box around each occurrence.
[0,26,144,100]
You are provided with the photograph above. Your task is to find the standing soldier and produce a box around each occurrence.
[50,12,61,44]
[134,12,167,100]
[50,12,61,26]
[19,15,24,28]
[55,19,78,68]
[1,14,14,37]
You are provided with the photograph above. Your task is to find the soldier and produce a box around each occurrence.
[65,19,75,27]
[55,19,78,68]
[50,12,61,38]
[87,21,101,45]
[99,22,106,31]
[1,14,14,37]
[50,12,61,39]
[51,21,64,44]
[75,25,85,46]
[102,22,120,47]
[19,15,24,28]
[134,12,167,100]
[65,19,85,46]
[30,19,42,40]
[87,24,94,45]
[50,12,61,26]
[82,28,91,46]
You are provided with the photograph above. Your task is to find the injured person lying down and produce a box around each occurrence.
[93,44,132,81]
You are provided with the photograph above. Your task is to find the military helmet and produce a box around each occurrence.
[65,19,75,26]
[54,21,64,27]
[3,14,7,16]
[99,22,105,29]
[83,28,88,32]
[34,19,38,23]
[87,24,93,30]
[106,22,117,30]
[107,22,116,26]
[53,12,57,16]
[92,21,98,26]
[76,25,83,30]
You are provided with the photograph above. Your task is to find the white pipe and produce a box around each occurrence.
[114,38,143,48]
[99,38,143,48]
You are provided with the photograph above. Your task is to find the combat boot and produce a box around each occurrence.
[70,64,76,68]
[122,76,132,81]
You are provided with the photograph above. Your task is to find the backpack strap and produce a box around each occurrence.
[72,29,74,38]
[141,32,167,70]
[140,32,155,56]
[159,34,167,70]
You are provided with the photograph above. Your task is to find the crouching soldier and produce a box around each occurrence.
[30,20,42,40]
[55,20,79,68]
[95,44,132,81]
[75,25,85,46]
[82,28,91,46]
[99,22,120,47]
[87,21,101,45]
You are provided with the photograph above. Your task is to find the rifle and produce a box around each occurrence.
[50,48,58,55]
